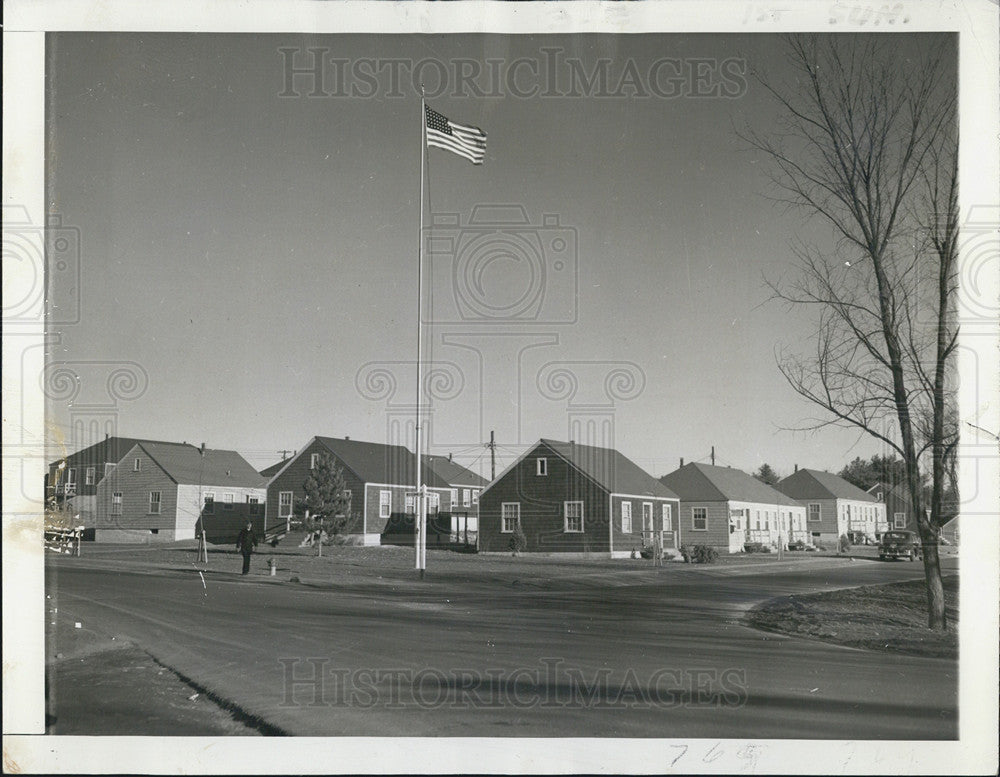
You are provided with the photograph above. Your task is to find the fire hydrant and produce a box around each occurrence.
[268,559,277,577]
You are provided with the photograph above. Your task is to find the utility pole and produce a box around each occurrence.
[485,430,496,480]
[711,446,715,466]
[278,449,293,461]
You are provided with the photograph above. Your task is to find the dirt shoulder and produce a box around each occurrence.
[743,575,958,659]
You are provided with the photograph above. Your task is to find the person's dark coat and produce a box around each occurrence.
[236,526,258,555]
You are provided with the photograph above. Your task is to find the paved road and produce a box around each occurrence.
[46,556,958,738]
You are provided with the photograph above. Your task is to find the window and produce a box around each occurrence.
[405,494,415,514]
[104,463,115,476]
[66,468,76,486]
[111,492,123,515]
[501,503,520,533]
[450,488,459,506]
[278,491,293,518]
[148,491,161,514]
[894,512,907,529]
[204,493,215,514]
[133,458,141,472]
[86,467,95,485]
[472,489,480,505]
[247,496,260,515]
[621,502,633,533]
[343,489,351,507]
[808,503,821,522]
[564,501,584,532]
[536,458,547,476]
[462,488,471,507]
[379,490,391,518]
[662,503,672,532]
[223,493,234,510]
[692,507,707,531]
[642,502,654,533]
[310,453,319,469]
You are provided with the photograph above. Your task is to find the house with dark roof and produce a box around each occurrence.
[660,463,807,553]
[865,481,958,544]
[478,439,680,557]
[777,469,887,544]
[95,442,267,543]
[261,436,452,545]
[423,453,488,540]
[46,435,182,532]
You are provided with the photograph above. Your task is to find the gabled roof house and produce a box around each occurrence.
[95,441,267,543]
[262,436,452,545]
[478,439,680,557]
[777,468,887,543]
[660,463,807,553]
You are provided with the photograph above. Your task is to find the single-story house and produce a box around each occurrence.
[95,442,267,543]
[261,436,452,546]
[777,468,887,545]
[866,481,958,544]
[47,435,181,534]
[478,438,681,558]
[422,453,488,540]
[660,462,807,553]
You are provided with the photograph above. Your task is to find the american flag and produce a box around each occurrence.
[425,105,487,165]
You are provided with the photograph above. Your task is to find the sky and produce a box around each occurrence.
[45,31,955,478]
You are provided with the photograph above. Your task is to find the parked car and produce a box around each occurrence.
[878,530,922,561]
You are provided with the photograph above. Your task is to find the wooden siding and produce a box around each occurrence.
[677,500,807,553]
[609,495,680,553]
[177,483,266,541]
[95,447,178,534]
[264,440,366,532]
[479,445,612,553]
[369,484,452,536]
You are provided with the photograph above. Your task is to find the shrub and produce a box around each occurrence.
[509,526,527,554]
[787,539,807,551]
[690,544,719,564]
[744,542,770,553]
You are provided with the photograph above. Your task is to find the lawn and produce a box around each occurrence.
[744,575,959,659]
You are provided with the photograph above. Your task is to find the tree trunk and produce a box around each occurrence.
[920,540,948,630]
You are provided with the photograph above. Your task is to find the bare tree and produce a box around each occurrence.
[743,34,958,629]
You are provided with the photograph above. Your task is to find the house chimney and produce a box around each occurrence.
[345,435,350,440]
[105,432,110,441]
[448,452,453,462]
[794,463,798,472]
[200,442,205,456]
[680,457,684,467]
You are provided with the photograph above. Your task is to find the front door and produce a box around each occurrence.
[728,508,746,553]
[642,503,654,546]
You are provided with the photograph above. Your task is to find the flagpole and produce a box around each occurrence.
[415,88,426,578]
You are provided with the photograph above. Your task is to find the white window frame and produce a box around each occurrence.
[692,507,708,532]
[662,503,672,532]
[148,491,161,515]
[85,467,95,485]
[428,492,440,514]
[462,488,471,507]
[66,468,76,486]
[247,495,261,515]
[405,494,415,514]
[343,489,351,508]
[894,512,907,529]
[310,453,320,469]
[111,491,123,515]
[204,492,215,514]
[536,458,547,476]
[278,491,293,518]
[808,503,822,522]
[501,502,520,533]
[642,502,654,533]
[379,490,392,518]
[472,489,480,505]
[104,462,115,476]
[223,493,234,511]
[621,501,633,533]
[450,488,459,507]
[133,458,141,472]
[564,501,584,533]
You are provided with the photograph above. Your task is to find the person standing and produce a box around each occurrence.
[236,520,258,575]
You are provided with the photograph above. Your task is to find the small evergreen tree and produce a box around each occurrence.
[300,454,352,536]
[753,463,780,486]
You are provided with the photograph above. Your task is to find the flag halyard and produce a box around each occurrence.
[425,105,487,164]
